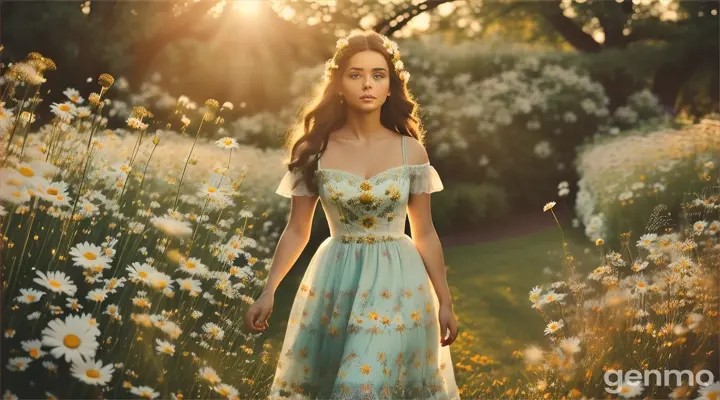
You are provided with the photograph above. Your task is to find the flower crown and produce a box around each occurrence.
[324,35,410,83]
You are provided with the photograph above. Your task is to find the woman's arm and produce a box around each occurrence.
[261,194,319,295]
[407,190,452,307]
[405,140,452,306]
[405,139,458,346]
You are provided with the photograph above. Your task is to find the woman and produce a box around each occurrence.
[244,29,460,400]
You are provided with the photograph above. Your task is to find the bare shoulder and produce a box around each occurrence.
[404,135,430,165]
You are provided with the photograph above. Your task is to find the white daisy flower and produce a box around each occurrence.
[27,312,41,320]
[21,339,46,359]
[50,101,77,121]
[70,358,114,385]
[543,201,556,212]
[86,289,109,303]
[696,381,720,400]
[159,321,182,340]
[63,88,84,104]
[15,288,45,304]
[609,380,644,398]
[2,390,18,400]
[214,383,239,399]
[539,291,566,306]
[202,323,225,340]
[126,262,157,286]
[178,257,208,277]
[559,336,581,354]
[215,137,239,150]
[155,339,175,356]
[69,242,112,269]
[33,270,77,297]
[126,117,148,130]
[149,270,173,291]
[6,357,32,372]
[151,216,193,238]
[176,278,202,295]
[523,345,544,364]
[41,314,100,363]
[544,319,564,336]
[199,366,221,384]
[129,386,159,399]
[693,220,708,235]
[42,361,58,372]
[636,233,657,249]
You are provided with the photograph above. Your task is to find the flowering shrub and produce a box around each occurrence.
[575,118,720,244]
[0,53,292,399]
[514,187,720,399]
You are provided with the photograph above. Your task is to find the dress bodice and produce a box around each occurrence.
[275,135,444,243]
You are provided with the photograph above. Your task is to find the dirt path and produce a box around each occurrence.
[439,205,572,247]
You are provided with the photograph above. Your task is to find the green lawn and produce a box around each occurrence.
[443,225,596,382]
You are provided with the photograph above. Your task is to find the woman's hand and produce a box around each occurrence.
[244,290,274,332]
[438,303,458,347]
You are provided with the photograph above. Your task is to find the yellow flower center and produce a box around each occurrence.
[183,282,192,290]
[29,348,40,358]
[138,271,148,278]
[63,334,81,348]
[57,195,64,200]
[47,188,58,195]
[84,252,97,260]
[49,280,62,288]
[27,295,36,302]
[224,139,232,146]
[207,187,216,193]
[19,167,34,177]
[86,369,100,379]
[186,262,196,269]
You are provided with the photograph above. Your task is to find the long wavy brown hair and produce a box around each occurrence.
[280,29,426,194]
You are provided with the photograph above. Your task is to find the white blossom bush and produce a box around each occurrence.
[574,118,720,244]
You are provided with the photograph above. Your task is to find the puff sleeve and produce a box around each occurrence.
[409,163,444,194]
[275,168,317,198]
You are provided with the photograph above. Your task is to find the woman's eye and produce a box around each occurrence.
[350,73,384,79]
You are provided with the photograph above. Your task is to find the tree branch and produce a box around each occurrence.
[536,3,602,52]
[373,0,451,36]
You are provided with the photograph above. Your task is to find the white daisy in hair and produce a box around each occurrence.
[33,270,77,297]
[70,358,115,386]
[41,315,99,363]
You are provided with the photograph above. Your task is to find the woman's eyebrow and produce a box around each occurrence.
[349,67,388,72]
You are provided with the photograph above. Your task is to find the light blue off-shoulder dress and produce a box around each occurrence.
[269,135,459,400]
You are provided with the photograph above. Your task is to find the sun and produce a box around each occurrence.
[232,0,262,16]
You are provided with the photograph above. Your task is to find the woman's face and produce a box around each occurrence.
[339,50,391,112]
